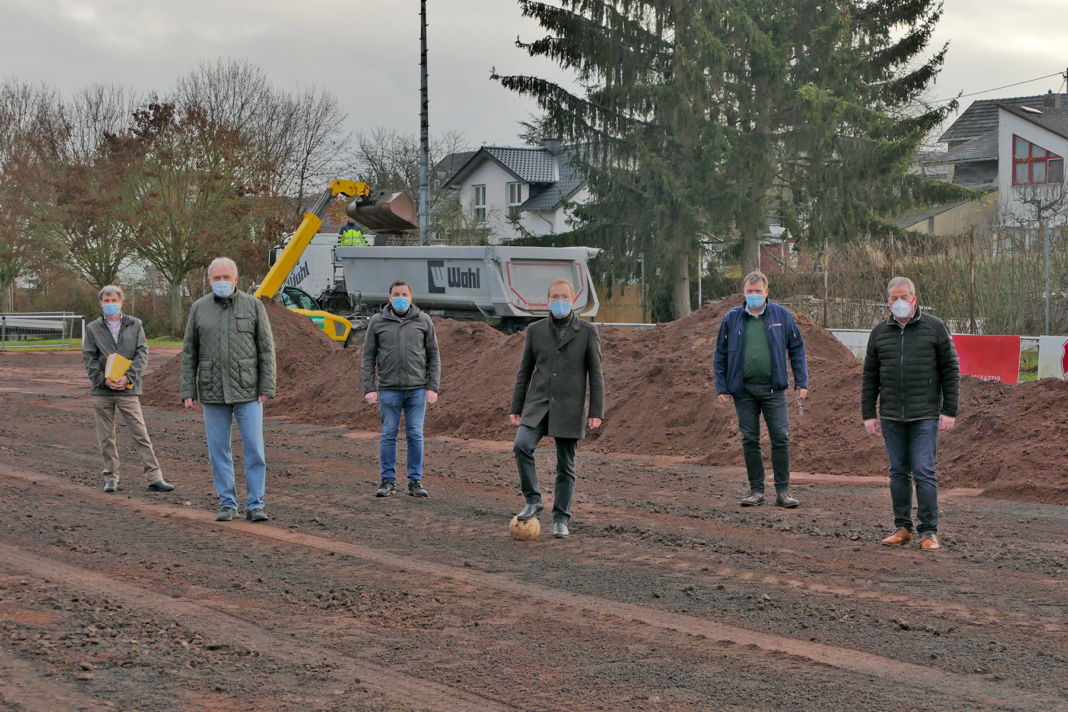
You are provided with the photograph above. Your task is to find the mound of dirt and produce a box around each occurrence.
[141,296,1068,504]
[141,299,338,407]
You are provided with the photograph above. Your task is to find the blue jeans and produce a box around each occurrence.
[733,383,791,493]
[379,389,426,482]
[881,418,939,534]
[203,401,266,511]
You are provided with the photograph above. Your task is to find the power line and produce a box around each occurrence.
[932,71,1064,104]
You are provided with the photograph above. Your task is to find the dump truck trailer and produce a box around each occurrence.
[335,245,599,334]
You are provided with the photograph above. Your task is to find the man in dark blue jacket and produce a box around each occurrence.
[714,271,808,507]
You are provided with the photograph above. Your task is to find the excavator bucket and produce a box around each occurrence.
[347,191,418,233]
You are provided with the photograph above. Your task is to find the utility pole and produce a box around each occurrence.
[1045,222,1051,335]
[968,227,976,334]
[418,0,430,246]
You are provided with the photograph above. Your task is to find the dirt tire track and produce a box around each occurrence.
[0,461,1046,633]
[0,544,516,712]
[0,466,1058,711]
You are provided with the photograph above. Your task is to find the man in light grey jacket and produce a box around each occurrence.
[362,280,440,498]
[82,285,173,493]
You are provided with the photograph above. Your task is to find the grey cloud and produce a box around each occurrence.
[2,0,1065,152]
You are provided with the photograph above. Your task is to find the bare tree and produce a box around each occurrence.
[0,80,58,310]
[345,127,469,230]
[24,85,141,289]
[120,100,255,334]
[1016,181,1068,229]
[175,59,350,226]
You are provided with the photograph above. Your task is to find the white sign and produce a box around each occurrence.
[1037,336,1068,380]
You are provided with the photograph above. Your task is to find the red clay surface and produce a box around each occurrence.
[143,299,1068,503]
[2,324,1068,711]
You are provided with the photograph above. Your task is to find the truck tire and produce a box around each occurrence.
[344,325,367,349]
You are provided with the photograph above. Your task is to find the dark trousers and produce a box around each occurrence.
[513,416,578,524]
[881,418,940,534]
[734,382,791,494]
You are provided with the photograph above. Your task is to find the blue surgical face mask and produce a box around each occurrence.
[391,296,411,313]
[549,300,572,318]
[745,294,765,310]
[102,303,121,317]
[212,281,234,298]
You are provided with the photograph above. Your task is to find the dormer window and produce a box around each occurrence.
[1012,135,1064,185]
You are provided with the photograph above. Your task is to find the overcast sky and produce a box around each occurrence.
[2,0,1066,149]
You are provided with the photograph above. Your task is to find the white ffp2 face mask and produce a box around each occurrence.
[890,298,913,319]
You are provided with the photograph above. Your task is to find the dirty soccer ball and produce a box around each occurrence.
[509,515,541,541]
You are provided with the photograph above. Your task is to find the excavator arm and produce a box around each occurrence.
[254,180,371,300]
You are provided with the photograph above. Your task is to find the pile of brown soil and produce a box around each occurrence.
[142,297,1068,503]
[141,299,338,407]
[939,377,1068,502]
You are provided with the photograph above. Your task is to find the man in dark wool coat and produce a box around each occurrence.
[509,278,605,539]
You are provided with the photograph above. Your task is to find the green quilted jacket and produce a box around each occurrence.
[180,291,276,404]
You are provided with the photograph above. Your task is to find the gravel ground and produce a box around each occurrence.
[1,350,1066,711]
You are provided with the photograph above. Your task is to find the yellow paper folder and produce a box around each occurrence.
[105,353,134,389]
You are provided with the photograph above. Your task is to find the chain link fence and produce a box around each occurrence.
[766,225,1068,336]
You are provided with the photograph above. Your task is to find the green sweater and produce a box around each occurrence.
[743,312,772,384]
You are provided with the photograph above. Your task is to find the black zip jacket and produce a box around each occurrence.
[861,310,960,422]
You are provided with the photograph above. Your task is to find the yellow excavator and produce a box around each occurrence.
[254,179,417,344]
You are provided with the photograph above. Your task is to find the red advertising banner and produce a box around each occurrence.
[952,335,1021,385]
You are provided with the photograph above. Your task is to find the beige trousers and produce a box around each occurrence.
[92,396,163,484]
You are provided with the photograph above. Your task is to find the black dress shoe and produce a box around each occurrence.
[103,481,117,493]
[516,503,543,521]
[552,521,569,538]
[147,480,174,492]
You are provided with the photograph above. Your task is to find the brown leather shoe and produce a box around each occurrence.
[920,533,940,551]
[881,528,913,546]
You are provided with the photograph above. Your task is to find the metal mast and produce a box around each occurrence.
[419,0,430,245]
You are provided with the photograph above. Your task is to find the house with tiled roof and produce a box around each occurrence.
[441,138,589,242]
[935,89,1067,226]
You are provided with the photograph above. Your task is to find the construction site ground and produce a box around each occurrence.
[2,348,1067,712]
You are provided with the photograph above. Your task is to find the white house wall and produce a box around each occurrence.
[457,160,523,242]
[997,109,1068,226]
[455,157,591,242]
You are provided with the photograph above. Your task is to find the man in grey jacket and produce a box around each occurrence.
[181,257,276,522]
[510,279,604,539]
[362,280,441,498]
[82,285,173,493]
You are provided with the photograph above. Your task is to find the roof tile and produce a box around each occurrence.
[939,94,1065,143]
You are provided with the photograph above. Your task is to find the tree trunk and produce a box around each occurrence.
[672,251,691,320]
[742,233,761,275]
[169,278,185,336]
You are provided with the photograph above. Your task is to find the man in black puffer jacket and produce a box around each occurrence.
[862,277,959,552]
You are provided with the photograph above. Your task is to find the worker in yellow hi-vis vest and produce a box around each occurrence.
[338,219,369,247]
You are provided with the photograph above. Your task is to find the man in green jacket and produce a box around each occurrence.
[862,276,959,552]
[82,285,173,493]
[181,257,277,522]
[509,279,604,539]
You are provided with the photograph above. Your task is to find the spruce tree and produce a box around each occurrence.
[495,0,968,319]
